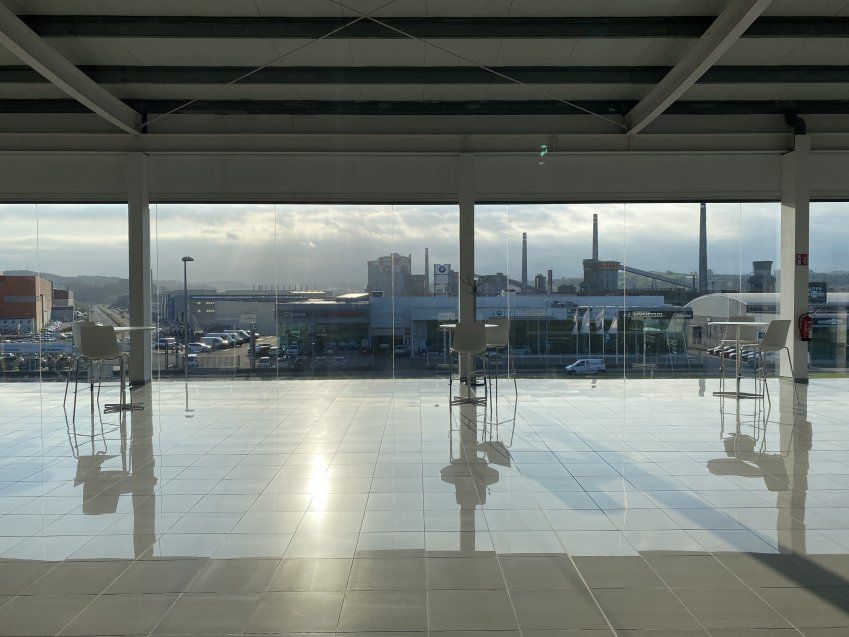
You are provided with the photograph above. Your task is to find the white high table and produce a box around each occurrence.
[107,326,155,411]
[708,321,769,399]
[439,323,500,404]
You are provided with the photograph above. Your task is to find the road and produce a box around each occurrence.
[91,304,128,328]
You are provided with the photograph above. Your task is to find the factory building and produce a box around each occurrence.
[0,274,53,333]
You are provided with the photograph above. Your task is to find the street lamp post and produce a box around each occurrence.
[182,257,194,379]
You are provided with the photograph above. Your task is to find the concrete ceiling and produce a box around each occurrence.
[0,0,847,135]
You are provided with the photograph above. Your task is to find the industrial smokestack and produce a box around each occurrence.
[521,233,528,290]
[424,247,430,293]
[699,203,708,293]
[592,214,599,261]
[547,269,553,294]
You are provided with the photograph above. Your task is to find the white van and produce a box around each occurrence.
[201,336,224,350]
[565,359,606,375]
[204,333,232,347]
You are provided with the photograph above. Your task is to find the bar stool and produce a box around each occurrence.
[449,321,488,406]
[751,319,799,404]
[64,322,129,416]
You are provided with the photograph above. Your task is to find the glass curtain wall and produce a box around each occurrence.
[150,203,458,382]
[810,201,849,375]
[0,204,129,384]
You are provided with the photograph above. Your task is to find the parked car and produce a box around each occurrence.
[225,331,244,346]
[200,336,223,350]
[187,342,211,353]
[204,333,232,347]
[154,337,180,351]
[187,353,199,367]
[257,356,271,369]
[286,345,300,357]
[565,358,606,375]
[268,346,279,358]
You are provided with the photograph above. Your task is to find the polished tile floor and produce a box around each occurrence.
[0,375,848,635]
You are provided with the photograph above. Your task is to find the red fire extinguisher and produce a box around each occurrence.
[798,313,813,342]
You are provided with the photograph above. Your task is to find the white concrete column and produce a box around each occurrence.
[127,152,152,384]
[458,153,475,380]
[780,135,810,382]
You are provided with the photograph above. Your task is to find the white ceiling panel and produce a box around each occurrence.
[46,37,145,65]
[115,39,213,66]
[494,39,577,66]
[683,82,849,101]
[193,39,282,67]
[348,39,425,66]
[764,0,849,16]
[423,40,503,67]
[719,38,849,65]
[0,82,66,98]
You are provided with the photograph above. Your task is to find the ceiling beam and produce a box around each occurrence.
[0,98,847,116]
[0,4,139,133]
[625,0,772,135]
[16,15,849,39]
[2,64,848,85]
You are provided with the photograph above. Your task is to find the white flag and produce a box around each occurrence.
[595,309,605,331]
[608,314,619,334]
[581,308,591,334]
[571,309,579,335]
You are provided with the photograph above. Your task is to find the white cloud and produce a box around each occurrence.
[2,202,848,288]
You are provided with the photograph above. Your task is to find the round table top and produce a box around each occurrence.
[439,323,498,329]
[708,321,769,326]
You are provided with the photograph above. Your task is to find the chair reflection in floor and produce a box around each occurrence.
[443,397,500,553]
[707,378,810,553]
[64,383,158,556]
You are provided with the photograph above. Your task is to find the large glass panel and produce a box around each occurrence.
[150,203,457,381]
[0,204,43,382]
[810,201,849,375]
[1,204,128,383]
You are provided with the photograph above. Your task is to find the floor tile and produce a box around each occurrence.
[347,557,425,590]
[268,558,352,591]
[426,557,506,589]
[510,588,609,630]
[152,592,260,635]
[245,591,343,633]
[427,589,518,631]
[60,593,178,636]
[644,555,746,589]
[0,594,94,637]
[105,559,207,593]
[573,556,665,589]
[592,588,701,630]
[186,558,278,592]
[338,590,427,631]
[754,586,849,628]
[500,555,584,589]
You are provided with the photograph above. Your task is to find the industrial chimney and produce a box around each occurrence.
[424,247,430,293]
[521,233,528,290]
[699,203,708,293]
[547,269,553,294]
[592,213,599,261]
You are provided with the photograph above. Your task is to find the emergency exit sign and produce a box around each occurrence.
[796,253,808,266]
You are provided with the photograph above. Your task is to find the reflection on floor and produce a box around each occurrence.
[0,376,848,634]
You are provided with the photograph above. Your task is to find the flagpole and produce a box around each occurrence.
[602,308,605,363]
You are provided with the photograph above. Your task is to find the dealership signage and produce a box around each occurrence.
[282,308,369,321]
[809,281,827,304]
